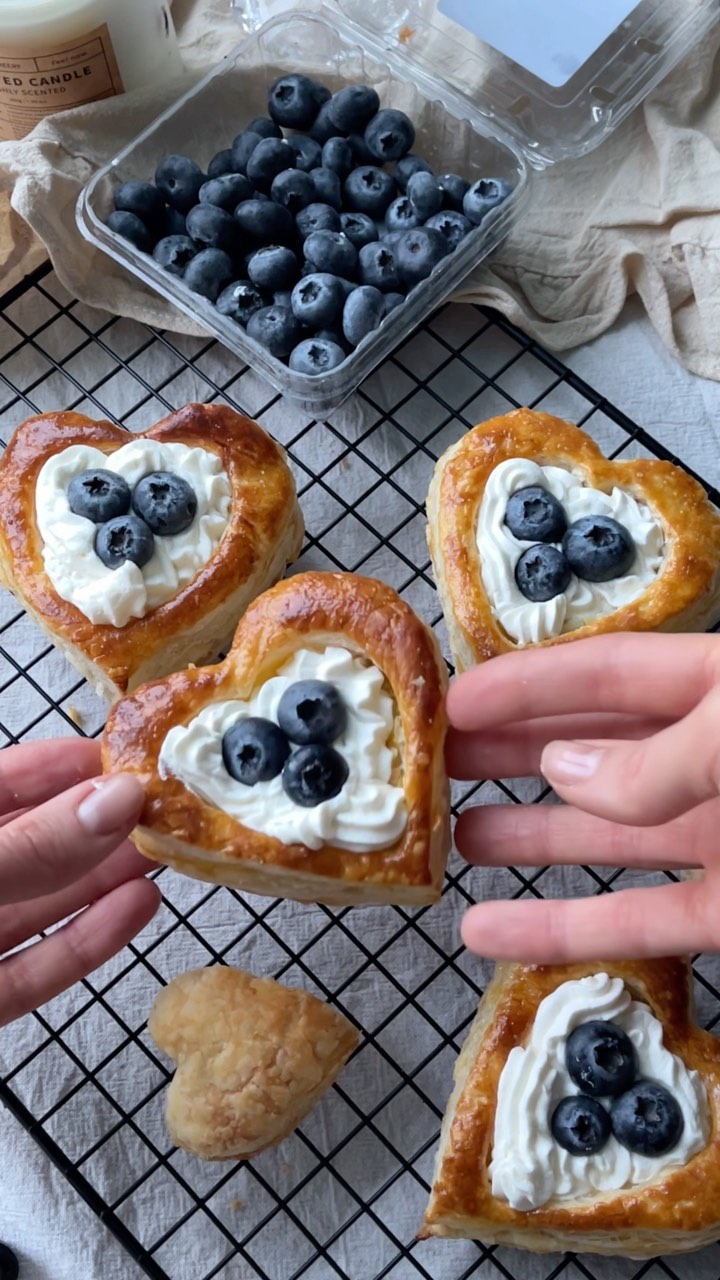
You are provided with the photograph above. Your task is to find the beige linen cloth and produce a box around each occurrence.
[2,0,720,379]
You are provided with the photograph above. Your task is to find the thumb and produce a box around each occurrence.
[540,686,720,827]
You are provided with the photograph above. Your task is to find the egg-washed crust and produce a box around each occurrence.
[426,408,720,670]
[102,571,451,907]
[0,404,303,699]
[421,957,720,1256]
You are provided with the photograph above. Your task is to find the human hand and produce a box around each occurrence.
[0,738,160,1026]
[446,632,720,964]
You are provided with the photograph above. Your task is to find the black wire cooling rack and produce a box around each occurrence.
[2,261,720,1280]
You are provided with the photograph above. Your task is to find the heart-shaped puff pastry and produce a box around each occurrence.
[421,957,720,1257]
[102,571,450,907]
[148,966,358,1161]
[0,403,303,701]
[426,408,720,671]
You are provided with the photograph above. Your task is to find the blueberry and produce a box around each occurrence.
[358,241,401,293]
[215,279,265,326]
[382,292,405,317]
[160,205,189,238]
[95,514,154,570]
[563,516,636,583]
[246,305,301,359]
[381,229,404,251]
[0,1242,19,1280]
[395,154,432,192]
[270,167,315,213]
[132,471,197,536]
[296,202,342,239]
[515,544,572,602]
[425,210,472,252]
[186,203,236,253]
[384,196,422,233]
[222,716,290,785]
[344,166,397,217]
[291,273,345,327]
[310,100,343,144]
[155,155,205,214]
[438,172,470,210]
[315,328,349,352]
[207,148,237,179]
[348,132,375,166]
[282,743,349,806]
[365,108,415,162]
[327,84,380,133]
[68,469,131,523]
[268,73,324,130]
[336,277,358,300]
[273,289,294,310]
[343,285,385,347]
[151,234,197,278]
[289,338,346,375]
[611,1082,683,1156]
[287,134,323,173]
[309,167,342,210]
[231,130,262,175]
[463,176,513,225]
[183,248,235,300]
[246,137,296,192]
[114,180,166,231]
[247,245,299,292]
[304,229,357,278]
[505,486,567,543]
[234,197,294,245]
[551,1096,611,1156]
[566,1021,637,1099]
[322,137,354,179]
[406,171,444,220]
[395,226,448,288]
[340,211,378,249]
[106,210,153,253]
[199,173,253,212]
[247,115,283,139]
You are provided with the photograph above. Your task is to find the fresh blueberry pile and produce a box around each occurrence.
[505,485,637,603]
[222,679,350,806]
[105,74,513,375]
[550,1021,684,1157]
[67,468,198,569]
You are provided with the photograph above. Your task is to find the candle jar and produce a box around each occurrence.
[0,0,183,142]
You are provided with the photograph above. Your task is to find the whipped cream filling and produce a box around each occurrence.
[158,645,407,852]
[489,974,709,1211]
[35,440,231,628]
[477,458,665,645]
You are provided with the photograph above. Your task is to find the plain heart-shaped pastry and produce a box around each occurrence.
[426,408,720,671]
[148,966,358,1161]
[421,957,720,1257]
[0,403,303,701]
[102,571,451,906]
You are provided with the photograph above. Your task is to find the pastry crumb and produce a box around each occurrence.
[280,1163,291,1176]
[66,704,83,726]
[230,1197,245,1212]
[399,24,415,43]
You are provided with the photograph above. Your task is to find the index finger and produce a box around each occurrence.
[0,739,101,816]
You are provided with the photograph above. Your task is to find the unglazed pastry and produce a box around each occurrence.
[421,958,720,1257]
[102,571,451,906]
[0,404,303,701]
[426,408,720,670]
[148,966,358,1161]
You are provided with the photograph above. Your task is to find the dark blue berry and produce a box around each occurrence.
[327,85,380,133]
[155,155,205,214]
[551,1096,611,1156]
[282,743,349,806]
[515,544,572,602]
[344,166,397,216]
[273,289,294,310]
[463,176,513,225]
[231,130,262,175]
[132,471,197,537]
[291,273,345,327]
[309,166,342,210]
[566,1021,637,1099]
[215,279,265,326]
[207,148,237,179]
[343,285,385,347]
[268,74,324,130]
[296,202,342,239]
[407,171,443,220]
[315,328,349,352]
[183,248,235,300]
[95,515,154,570]
[395,154,432,192]
[384,196,422,233]
[246,137,296,192]
[505,486,567,543]
[222,717,290,785]
[563,517,636,583]
[365,108,415,162]
[289,338,346,375]
[424,210,473,251]
[160,205,189,238]
[322,137,354,179]
[199,173,253,212]
[234,198,294,245]
[246,305,301,359]
[68,469,131,523]
[247,245,299,292]
[287,134,323,173]
[152,234,197,277]
[310,100,342,144]
[611,1082,683,1156]
[395,226,448,288]
[347,132,375,166]
[107,210,153,253]
[0,1241,19,1280]
[381,230,404,251]
[270,167,315,213]
[438,172,470,210]
[358,241,401,293]
[383,292,405,317]
[186,203,236,252]
[304,229,357,278]
[114,180,166,231]
[247,115,283,139]
[340,211,378,249]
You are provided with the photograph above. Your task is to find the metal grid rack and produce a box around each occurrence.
[2,261,720,1280]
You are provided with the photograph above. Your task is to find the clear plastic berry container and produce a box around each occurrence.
[76,0,717,413]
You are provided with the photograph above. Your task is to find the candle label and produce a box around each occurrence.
[0,25,124,142]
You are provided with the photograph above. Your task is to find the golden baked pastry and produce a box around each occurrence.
[426,408,720,670]
[421,957,720,1257]
[148,966,358,1161]
[102,571,450,906]
[0,403,303,701]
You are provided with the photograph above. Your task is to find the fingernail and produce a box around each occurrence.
[542,741,603,784]
[77,774,145,835]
